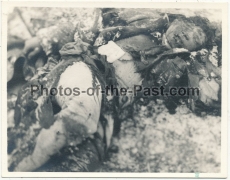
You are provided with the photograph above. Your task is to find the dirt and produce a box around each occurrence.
[100,100,221,172]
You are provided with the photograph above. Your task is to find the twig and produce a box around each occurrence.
[15,7,35,37]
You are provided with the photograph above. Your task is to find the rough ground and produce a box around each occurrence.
[100,100,221,172]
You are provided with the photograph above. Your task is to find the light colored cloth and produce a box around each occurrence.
[15,61,103,172]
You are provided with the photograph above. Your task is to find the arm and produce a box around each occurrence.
[36,22,76,56]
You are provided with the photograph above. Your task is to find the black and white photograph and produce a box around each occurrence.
[2,1,228,178]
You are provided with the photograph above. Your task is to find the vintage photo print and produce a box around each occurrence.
[1,1,228,178]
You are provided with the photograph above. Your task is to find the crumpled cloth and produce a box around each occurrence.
[10,40,109,172]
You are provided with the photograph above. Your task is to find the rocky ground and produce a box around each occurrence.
[100,100,221,172]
